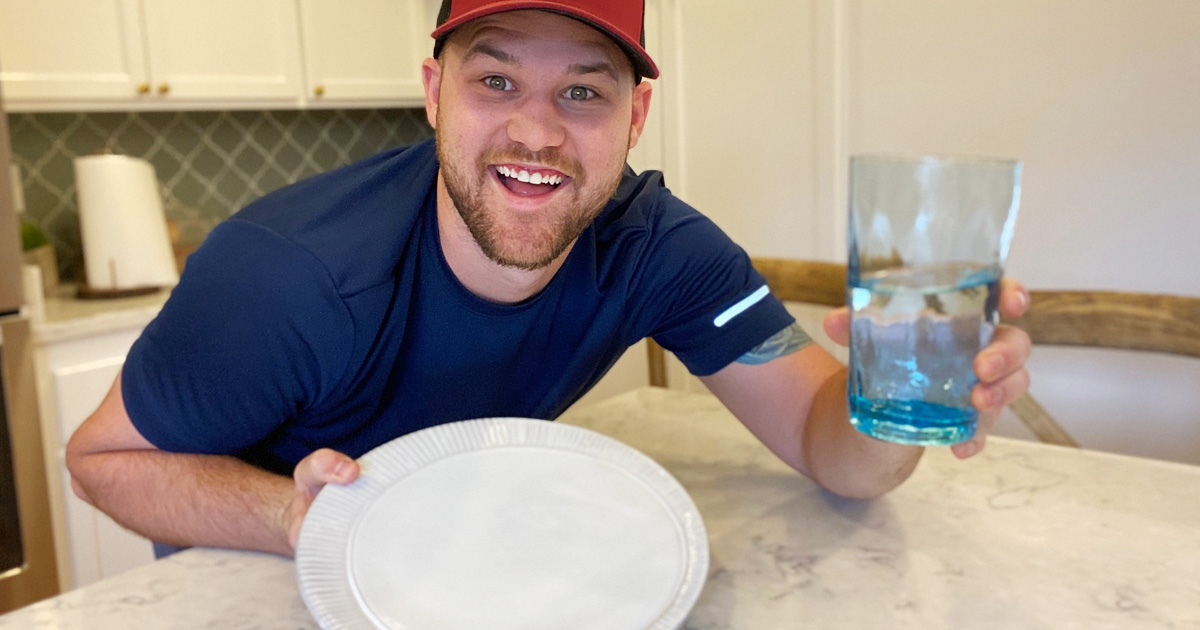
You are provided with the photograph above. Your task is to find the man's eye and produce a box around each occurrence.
[565,86,596,101]
[484,76,513,91]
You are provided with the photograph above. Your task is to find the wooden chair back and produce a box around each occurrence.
[1003,291,1200,358]
[748,258,847,308]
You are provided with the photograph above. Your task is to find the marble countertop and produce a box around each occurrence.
[28,285,169,345]
[3,387,1197,629]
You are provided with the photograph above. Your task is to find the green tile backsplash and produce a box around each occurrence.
[8,109,434,280]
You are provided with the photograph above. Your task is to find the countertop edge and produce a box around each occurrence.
[32,303,164,345]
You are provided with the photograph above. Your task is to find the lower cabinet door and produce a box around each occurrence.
[52,356,154,588]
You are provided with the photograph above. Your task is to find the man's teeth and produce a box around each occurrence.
[498,166,563,185]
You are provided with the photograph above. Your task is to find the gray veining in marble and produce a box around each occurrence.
[0,548,315,629]
[560,389,1200,630]
[3,387,1198,629]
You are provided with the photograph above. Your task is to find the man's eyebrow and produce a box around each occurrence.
[462,42,519,66]
[566,61,620,82]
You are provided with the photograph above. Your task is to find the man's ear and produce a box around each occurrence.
[422,58,442,129]
[627,81,654,150]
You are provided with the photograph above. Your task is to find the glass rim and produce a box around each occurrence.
[851,152,1021,168]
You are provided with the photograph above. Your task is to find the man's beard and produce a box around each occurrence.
[436,122,627,271]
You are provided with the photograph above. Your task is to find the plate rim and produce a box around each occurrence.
[295,417,710,630]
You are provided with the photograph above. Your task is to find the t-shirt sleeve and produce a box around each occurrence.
[632,201,797,377]
[122,219,355,455]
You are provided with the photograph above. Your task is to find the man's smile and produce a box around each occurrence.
[490,164,571,198]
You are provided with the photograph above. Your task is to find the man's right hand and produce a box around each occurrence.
[284,448,360,552]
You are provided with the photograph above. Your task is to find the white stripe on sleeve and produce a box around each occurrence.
[713,285,770,328]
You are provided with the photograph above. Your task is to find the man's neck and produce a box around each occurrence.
[435,174,573,304]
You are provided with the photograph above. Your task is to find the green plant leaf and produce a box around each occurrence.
[20,220,50,251]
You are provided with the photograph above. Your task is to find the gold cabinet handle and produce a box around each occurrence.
[137,83,151,94]
[314,85,325,97]
[157,83,170,95]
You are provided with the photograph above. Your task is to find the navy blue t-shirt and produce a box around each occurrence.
[122,139,794,475]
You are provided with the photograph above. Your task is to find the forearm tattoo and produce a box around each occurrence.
[736,323,813,365]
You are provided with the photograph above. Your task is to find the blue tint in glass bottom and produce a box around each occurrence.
[849,396,976,445]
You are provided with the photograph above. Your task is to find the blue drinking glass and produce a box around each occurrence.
[847,154,1022,445]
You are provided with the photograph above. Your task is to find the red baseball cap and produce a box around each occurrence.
[431,0,660,80]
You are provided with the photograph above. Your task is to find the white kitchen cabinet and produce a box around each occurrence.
[298,0,439,106]
[0,0,304,111]
[31,303,163,591]
[0,0,443,111]
[48,350,153,588]
[140,0,303,104]
[0,0,148,104]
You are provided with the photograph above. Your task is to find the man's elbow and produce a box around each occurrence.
[65,425,101,506]
[823,479,901,501]
[814,456,920,500]
[65,371,153,508]
[69,474,94,505]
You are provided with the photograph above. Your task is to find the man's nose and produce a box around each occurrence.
[506,99,566,152]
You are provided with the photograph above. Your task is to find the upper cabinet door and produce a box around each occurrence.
[0,0,148,106]
[140,0,303,103]
[298,0,437,105]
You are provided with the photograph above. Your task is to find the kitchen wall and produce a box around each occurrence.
[7,109,433,280]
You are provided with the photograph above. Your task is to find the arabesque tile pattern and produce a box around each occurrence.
[7,109,433,280]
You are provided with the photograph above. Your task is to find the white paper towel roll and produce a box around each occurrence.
[74,154,179,291]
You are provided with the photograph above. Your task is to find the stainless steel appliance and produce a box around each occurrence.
[0,67,60,612]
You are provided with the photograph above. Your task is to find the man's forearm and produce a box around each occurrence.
[801,368,924,499]
[69,449,295,556]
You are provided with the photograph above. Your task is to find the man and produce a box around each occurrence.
[66,0,1032,558]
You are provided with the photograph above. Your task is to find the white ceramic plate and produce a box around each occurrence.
[296,418,709,630]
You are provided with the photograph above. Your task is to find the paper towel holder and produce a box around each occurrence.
[73,153,180,300]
